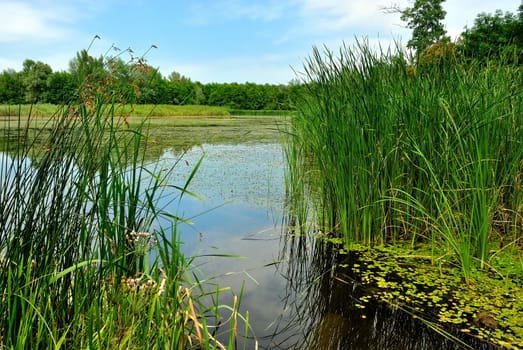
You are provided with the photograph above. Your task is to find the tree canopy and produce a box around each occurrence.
[459,4,523,64]
[387,0,448,56]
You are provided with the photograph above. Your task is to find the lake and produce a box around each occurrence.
[145,117,293,348]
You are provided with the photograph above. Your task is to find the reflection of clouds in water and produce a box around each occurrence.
[0,153,34,239]
[160,182,284,259]
[0,152,33,182]
[191,226,290,347]
[0,152,86,225]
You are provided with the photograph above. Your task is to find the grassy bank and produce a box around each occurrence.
[123,104,231,116]
[0,100,246,347]
[0,103,232,117]
[0,103,295,118]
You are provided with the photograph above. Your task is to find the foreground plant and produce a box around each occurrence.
[0,44,247,348]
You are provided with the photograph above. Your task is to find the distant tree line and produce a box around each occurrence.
[459,4,523,64]
[0,49,304,109]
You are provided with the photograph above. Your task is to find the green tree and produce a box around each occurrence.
[0,69,24,104]
[69,50,106,83]
[388,0,448,57]
[193,83,206,105]
[22,59,52,103]
[68,49,109,102]
[46,71,75,104]
[133,64,165,104]
[106,57,141,102]
[459,4,523,64]
[167,70,191,83]
[166,71,197,104]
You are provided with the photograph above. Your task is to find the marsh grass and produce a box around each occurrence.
[0,103,59,117]
[0,103,232,118]
[286,40,523,279]
[0,67,247,348]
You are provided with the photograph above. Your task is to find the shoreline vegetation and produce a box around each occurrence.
[0,103,293,118]
[285,41,522,348]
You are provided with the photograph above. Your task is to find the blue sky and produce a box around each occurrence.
[0,0,520,84]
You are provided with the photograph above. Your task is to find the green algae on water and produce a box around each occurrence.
[333,244,523,349]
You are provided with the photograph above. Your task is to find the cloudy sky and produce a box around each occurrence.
[0,0,520,84]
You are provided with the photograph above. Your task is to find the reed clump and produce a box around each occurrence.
[286,40,523,280]
[0,48,246,348]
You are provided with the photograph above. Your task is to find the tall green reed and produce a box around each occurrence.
[0,48,245,348]
[286,40,523,279]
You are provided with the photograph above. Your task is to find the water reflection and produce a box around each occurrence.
[152,142,289,348]
[272,221,497,349]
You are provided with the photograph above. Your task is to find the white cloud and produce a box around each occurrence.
[298,0,401,32]
[0,57,23,71]
[0,0,122,72]
[294,0,520,42]
[0,1,78,43]
[157,54,300,84]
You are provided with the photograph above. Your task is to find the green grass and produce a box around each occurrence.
[121,104,231,116]
[286,41,523,280]
[0,103,59,117]
[0,103,232,117]
[0,103,295,118]
[230,108,294,116]
[0,96,248,347]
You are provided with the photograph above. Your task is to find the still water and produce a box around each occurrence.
[153,141,291,347]
[148,120,490,349]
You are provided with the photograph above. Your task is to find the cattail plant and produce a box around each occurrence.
[286,40,523,280]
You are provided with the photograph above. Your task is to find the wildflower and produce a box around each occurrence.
[125,230,156,255]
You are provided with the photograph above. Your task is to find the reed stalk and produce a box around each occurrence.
[286,40,523,279]
[0,56,245,347]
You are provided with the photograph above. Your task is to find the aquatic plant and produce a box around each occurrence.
[286,40,523,279]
